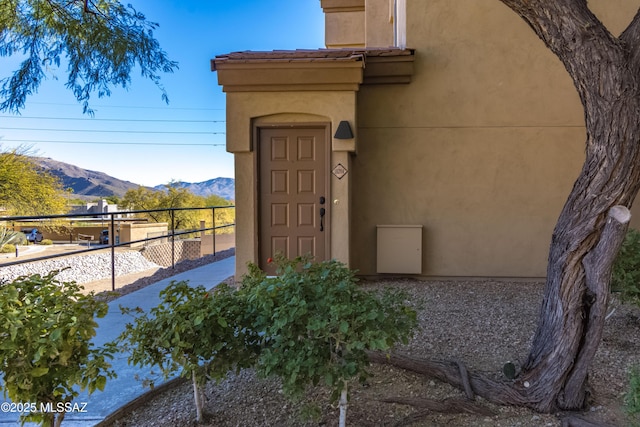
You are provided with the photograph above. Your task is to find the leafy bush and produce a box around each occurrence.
[242,255,417,427]
[118,280,259,423]
[0,272,115,427]
[0,243,16,253]
[612,228,640,307]
[626,366,640,426]
[40,239,53,245]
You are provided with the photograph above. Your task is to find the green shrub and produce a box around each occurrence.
[242,255,417,427]
[0,272,115,427]
[117,280,259,423]
[612,228,640,307]
[626,366,640,426]
[40,239,53,245]
[0,243,16,253]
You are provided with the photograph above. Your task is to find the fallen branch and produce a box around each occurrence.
[456,359,474,399]
[367,351,531,406]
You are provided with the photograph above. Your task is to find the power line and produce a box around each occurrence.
[27,101,225,111]
[0,139,225,146]
[0,127,224,135]
[0,115,225,123]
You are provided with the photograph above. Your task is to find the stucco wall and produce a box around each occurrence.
[351,0,640,277]
[119,223,168,248]
[215,0,640,279]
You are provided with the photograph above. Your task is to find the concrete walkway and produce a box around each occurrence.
[0,256,235,427]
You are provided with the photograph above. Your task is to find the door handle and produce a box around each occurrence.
[320,207,326,231]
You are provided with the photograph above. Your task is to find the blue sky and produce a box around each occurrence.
[0,1,325,187]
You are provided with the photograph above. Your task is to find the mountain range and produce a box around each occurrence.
[35,157,235,201]
[153,178,235,201]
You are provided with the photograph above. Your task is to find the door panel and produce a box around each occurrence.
[259,127,327,272]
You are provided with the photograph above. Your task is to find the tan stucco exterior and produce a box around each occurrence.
[213,0,640,279]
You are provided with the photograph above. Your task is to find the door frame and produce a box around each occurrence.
[255,122,332,269]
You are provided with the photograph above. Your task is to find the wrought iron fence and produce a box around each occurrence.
[0,206,235,291]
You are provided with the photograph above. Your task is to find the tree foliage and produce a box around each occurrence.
[242,255,417,426]
[117,281,259,424]
[121,184,202,230]
[0,271,115,427]
[0,0,178,114]
[611,228,640,307]
[626,366,640,425]
[121,184,234,232]
[0,148,66,215]
[203,194,235,234]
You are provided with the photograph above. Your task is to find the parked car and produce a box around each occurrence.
[22,228,43,243]
[99,230,109,245]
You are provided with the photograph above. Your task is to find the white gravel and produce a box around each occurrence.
[0,251,160,284]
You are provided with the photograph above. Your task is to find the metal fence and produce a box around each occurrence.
[0,206,235,291]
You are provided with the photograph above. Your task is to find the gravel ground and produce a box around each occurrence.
[4,248,637,425]
[102,277,640,427]
[0,251,160,284]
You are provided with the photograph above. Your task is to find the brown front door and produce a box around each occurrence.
[259,127,328,272]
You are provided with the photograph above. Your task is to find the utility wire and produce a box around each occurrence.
[26,101,225,111]
[0,139,225,146]
[0,127,224,135]
[0,116,225,123]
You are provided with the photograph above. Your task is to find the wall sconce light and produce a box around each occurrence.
[334,120,354,139]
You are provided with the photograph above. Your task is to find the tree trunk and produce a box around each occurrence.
[372,1,640,414]
[192,371,204,423]
[494,0,640,411]
[339,381,348,427]
[519,205,631,411]
[54,412,64,427]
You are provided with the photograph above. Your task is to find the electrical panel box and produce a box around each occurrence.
[376,225,423,274]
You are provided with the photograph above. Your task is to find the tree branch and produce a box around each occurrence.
[561,206,630,407]
[497,0,624,108]
[367,351,531,407]
[620,8,640,77]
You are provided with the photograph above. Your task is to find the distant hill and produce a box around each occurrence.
[153,178,235,201]
[34,157,235,201]
[36,157,143,198]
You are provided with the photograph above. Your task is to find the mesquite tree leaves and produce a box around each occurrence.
[0,0,178,114]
